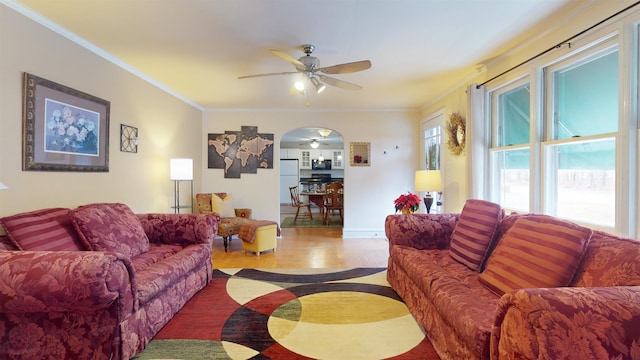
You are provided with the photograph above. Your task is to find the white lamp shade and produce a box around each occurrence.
[0,182,7,190]
[170,158,193,180]
[415,170,442,192]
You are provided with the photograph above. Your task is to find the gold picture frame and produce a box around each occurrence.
[350,142,370,166]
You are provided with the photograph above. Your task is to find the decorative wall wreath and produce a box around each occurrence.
[446,112,466,156]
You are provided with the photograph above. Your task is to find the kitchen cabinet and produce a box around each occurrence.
[300,150,311,169]
[331,150,344,168]
[280,148,299,159]
[319,150,330,162]
[310,149,324,159]
[298,148,344,169]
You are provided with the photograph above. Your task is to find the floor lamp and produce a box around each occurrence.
[415,170,442,214]
[170,158,193,213]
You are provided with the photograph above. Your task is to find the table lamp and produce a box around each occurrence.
[170,159,193,213]
[414,170,442,213]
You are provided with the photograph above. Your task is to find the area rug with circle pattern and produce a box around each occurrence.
[133,268,439,359]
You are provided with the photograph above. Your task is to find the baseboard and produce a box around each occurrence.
[342,228,387,239]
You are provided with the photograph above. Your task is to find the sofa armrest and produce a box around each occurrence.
[384,213,459,250]
[491,286,640,359]
[0,251,135,315]
[137,213,218,247]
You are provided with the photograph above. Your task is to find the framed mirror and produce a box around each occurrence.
[350,142,370,166]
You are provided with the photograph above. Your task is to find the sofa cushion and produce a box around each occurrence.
[212,193,235,218]
[390,245,500,357]
[449,199,502,271]
[71,203,150,258]
[135,243,211,305]
[0,208,82,251]
[572,230,640,287]
[479,215,592,296]
[217,216,252,238]
[131,243,182,272]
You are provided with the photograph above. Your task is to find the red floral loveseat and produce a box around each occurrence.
[385,199,640,360]
[0,203,218,359]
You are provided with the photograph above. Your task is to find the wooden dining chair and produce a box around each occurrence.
[289,186,313,221]
[323,182,344,225]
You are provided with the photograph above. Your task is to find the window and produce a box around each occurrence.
[424,125,442,170]
[489,81,531,212]
[421,113,444,213]
[544,139,615,226]
[543,48,618,227]
[487,38,622,230]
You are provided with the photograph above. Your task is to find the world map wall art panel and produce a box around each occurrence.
[208,126,274,178]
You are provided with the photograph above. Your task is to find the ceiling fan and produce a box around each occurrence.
[238,44,372,93]
[299,139,329,149]
[297,129,334,148]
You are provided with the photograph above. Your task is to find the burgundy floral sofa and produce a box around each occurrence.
[0,203,218,359]
[385,199,640,360]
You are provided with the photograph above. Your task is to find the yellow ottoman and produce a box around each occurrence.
[239,220,279,255]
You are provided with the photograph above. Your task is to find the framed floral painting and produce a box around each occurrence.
[22,73,110,172]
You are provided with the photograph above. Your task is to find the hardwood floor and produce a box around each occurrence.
[212,227,389,268]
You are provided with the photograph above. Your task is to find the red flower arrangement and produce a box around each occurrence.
[394,192,421,213]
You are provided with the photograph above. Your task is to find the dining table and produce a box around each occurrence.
[300,191,326,219]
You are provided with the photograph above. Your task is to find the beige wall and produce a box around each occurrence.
[420,88,469,213]
[0,6,202,216]
[421,0,640,237]
[2,0,636,236]
[0,4,419,238]
[202,110,420,237]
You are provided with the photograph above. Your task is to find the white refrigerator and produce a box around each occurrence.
[280,159,299,204]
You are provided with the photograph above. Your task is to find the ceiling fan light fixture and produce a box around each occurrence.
[310,77,326,93]
[294,80,305,91]
[310,139,320,149]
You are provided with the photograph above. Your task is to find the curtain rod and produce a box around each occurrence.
[477,1,640,89]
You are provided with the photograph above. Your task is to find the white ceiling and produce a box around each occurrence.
[8,0,585,112]
[280,127,344,149]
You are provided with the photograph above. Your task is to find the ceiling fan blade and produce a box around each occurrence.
[317,60,371,74]
[318,75,362,90]
[270,50,304,67]
[238,71,298,79]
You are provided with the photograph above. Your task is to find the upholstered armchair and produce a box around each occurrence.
[195,193,252,251]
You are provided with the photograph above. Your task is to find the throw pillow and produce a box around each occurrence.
[235,208,252,218]
[212,193,235,218]
[0,208,82,251]
[478,215,592,296]
[449,199,503,271]
[70,203,150,258]
[195,193,213,214]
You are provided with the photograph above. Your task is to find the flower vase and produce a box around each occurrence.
[401,208,412,215]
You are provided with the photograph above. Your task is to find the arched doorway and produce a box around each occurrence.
[279,127,344,228]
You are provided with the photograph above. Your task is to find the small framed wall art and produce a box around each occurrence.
[120,124,138,153]
[22,73,110,172]
[446,112,466,156]
[350,142,371,166]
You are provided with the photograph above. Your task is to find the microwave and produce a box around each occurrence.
[312,159,332,170]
